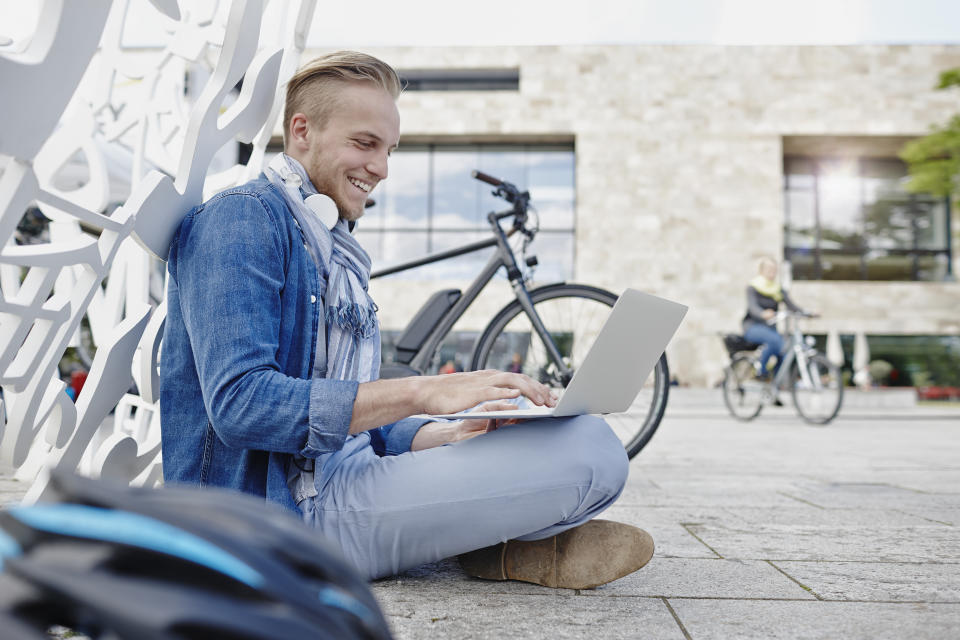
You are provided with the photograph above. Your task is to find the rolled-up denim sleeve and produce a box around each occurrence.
[369,417,431,456]
[303,378,359,456]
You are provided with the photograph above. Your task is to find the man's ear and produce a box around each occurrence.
[288,113,311,153]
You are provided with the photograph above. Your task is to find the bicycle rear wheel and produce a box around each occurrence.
[470,284,670,459]
[791,353,843,425]
[722,355,764,421]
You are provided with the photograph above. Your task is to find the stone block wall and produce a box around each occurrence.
[300,45,960,385]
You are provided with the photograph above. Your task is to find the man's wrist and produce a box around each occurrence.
[407,375,432,415]
[410,420,461,451]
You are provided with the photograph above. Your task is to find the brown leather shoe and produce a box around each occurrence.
[457,520,654,589]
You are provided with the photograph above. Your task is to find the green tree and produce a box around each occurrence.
[900,69,960,201]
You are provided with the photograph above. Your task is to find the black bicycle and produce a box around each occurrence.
[373,170,670,458]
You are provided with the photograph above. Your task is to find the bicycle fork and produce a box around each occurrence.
[792,343,817,390]
[487,205,574,387]
[510,280,574,386]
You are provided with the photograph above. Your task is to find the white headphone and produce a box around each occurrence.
[304,193,339,230]
[274,159,339,230]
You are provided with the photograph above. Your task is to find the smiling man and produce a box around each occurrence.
[160,51,654,588]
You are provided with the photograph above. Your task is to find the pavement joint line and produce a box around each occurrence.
[642,555,960,565]
[679,522,723,558]
[708,557,960,564]
[777,491,827,509]
[751,558,960,565]
[892,509,954,526]
[614,595,849,601]
[765,560,824,600]
[660,597,693,640]
[876,481,934,495]
[629,595,960,604]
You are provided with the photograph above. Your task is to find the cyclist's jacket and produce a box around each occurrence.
[742,276,802,331]
[161,176,426,513]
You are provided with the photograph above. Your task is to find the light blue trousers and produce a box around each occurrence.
[300,415,629,580]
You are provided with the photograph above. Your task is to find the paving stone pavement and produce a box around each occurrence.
[1,390,958,639]
[369,393,960,639]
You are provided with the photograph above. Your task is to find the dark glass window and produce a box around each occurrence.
[399,69,519,91]
[783,156,951,281]
[808,334,960,393]
[360,144,575,282]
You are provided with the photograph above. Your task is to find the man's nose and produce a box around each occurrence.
[367,150,389,180]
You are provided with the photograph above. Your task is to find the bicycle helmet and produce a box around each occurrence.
[0,469,392,640]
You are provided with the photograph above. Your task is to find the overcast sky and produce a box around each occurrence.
[1,0,958,48]
[307,0,960,47]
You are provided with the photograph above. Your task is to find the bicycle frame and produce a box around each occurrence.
[370,209,572,378]
[765,313,817,394]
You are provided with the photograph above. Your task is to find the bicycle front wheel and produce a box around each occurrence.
[791,353,843,425]
[722,354,764,421]
[470,284,670,459]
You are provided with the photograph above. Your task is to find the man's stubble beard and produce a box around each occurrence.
[339,204,365,223]
[305,155,364,223]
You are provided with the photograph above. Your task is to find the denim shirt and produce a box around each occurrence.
[160,176,426,512]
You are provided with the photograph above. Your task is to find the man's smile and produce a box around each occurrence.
[348,177,373,193]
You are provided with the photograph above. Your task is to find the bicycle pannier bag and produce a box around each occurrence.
[723,333,761,355]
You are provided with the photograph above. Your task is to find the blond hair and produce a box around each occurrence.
[757,255,778,273]
[283,51,401,148]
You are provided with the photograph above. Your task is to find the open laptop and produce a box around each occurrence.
[424,288,688,420]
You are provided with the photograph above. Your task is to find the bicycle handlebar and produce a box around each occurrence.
[471,170,502,186]
[768,309,818,324]
[472,169,525,205]
[472,169,532,237]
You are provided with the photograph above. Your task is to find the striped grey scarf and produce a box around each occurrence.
[265,154,381,384]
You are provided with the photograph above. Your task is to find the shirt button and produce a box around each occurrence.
[311,295,317,303]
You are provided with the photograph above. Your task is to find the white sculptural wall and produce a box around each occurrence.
[0,0,316,501]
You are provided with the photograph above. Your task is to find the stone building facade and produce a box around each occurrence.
[299,44,960,386]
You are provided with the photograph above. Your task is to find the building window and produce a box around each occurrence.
[399,69,520,91]
[784,156,952,281]
[809,334,960,397]
[357,143,575,282]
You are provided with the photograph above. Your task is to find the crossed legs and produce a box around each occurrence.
[299,414,630,580]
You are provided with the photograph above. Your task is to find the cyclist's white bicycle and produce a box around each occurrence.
[721,310,843,425]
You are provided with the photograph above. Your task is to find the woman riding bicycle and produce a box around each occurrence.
[723,259,840,424]
[742,256,810,380]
